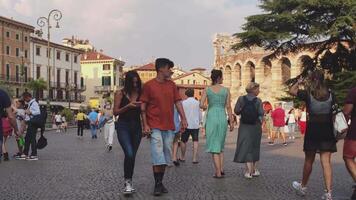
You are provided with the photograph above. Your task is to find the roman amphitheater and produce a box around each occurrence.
[213,34,315,104]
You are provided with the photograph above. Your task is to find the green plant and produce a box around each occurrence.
[27,78,47,99]
[61,108,74,122]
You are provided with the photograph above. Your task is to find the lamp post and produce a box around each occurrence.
[36,9,62,127]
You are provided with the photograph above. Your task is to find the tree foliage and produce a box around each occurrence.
[233,0,356,81]
[26,78,47,99]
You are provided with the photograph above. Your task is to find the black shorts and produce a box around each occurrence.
[181,129,199,143]
[56,122,62,126]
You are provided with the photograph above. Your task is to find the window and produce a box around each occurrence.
[16,34,19,40]
[24,36,28,42]
[6,31,10,38]
[187,80,190,84]
[74,55,78,63]
[24,50,28,58]
[80,77,84,87]
[57,69,61,85]
[74,72,78,86]
[65,71,69,84]
[15,65,19,81]
[16,88,19,98]
[16,48,20,57]
[6,64,10,80]
[181,80,183,84]
[36,46,41,56]
[23,67,28,82]
[102,76,111,86]
[193,80,196,85]
[36,66,41,79]
[65,53,69,61]
[204,80,207,85]
[6,46,10,55]
[56,51,61,60]
[103,64,110,70]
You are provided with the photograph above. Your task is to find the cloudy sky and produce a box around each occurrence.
[0,0,261,70]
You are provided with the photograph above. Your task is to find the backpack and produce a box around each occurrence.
[240,96,259,125]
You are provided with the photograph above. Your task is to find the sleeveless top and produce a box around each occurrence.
[118,91,141,122]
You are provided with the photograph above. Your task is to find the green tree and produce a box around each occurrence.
[26,78,47,99]
[233,0,356,103]
[61,108,74,122]
[233,0,356,81]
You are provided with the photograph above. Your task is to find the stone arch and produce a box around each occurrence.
[234,62,242,87]
[246,61,256,82]
[279,57,291,84]
[297,55,314,70]
[261,58,272,79]
[224,65,232,88]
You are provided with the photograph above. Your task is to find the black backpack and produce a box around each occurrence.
[240,96,259,125]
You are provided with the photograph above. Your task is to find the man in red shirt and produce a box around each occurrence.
[141,58,188,196]
[269,102,287,146]
[343,87,356,199]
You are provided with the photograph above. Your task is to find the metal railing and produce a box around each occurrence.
[0,74,32,83]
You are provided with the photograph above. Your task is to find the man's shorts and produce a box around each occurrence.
[181,128,199,143]
[150,129,175,165]
[343,139,356,159]
[273,126,284,133]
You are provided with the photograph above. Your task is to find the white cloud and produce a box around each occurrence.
[0,0,261,68]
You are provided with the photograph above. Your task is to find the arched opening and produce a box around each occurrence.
[280,57,291,84]
[234,63,242,86]
[245,61,255,83]
[262,58,272,79]
[297,55,314,70]
[224,65,232,88]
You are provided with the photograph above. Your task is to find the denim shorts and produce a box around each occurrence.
[150,129,175,165]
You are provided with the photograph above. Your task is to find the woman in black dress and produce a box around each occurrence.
[113,70,142,195]
[289,70,336,200]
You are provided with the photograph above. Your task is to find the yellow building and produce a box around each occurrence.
[173,71,211,99]
[80,50,125,108]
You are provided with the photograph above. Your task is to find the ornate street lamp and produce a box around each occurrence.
[36,9,62,126]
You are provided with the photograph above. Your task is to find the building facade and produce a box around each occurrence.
[173,71,210,99]
[81,51,125,108]
[30,36,85,108]
[213,33,314,104]
[0,16,34,97]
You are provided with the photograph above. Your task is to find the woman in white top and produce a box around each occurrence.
[103,100,115,151]
[287,109,297,139]
[54,113,62,133]
[14,99,26,157]
[61,115,67,132]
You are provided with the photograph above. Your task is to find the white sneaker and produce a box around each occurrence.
[252,169,260,177]
[123,179,134,194]
[321,191,333,200]
[289,136,292,139]
[244,172,253,179]
[292,181,307,196]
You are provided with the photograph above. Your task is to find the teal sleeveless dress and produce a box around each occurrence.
[205,87,228,153]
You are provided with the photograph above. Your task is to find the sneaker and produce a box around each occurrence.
[289,136,292,139]
[123,179,134,195]
[173,161,180,166]
[351,185,356,200]
[268,142,275,146]
[153,184,162,196]
[26,156,38,161]
[321,191,333,200]
[292,136,296,139]
[292,181,307,196]
[3,152,9,161]
[267,136,271,139]
[16,154,27,160]
[252,169,260,177]
[244,172,253,179]
[283,142,288,146]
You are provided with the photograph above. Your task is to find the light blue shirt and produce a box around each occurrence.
[25,99,40,121]
[174,106,181,133]
[88,111,98,123]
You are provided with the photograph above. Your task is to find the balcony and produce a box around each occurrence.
[37,93,85,103]
[94,85,113,93]
[0,74,32,84]
[71,84,86,92]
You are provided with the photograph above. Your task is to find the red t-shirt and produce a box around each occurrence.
[345,87,356,140]
[271,108,286,127]
[140,79,181,131]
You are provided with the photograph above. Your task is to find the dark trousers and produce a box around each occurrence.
[24,123,38,156]
[77,120,84,136]
[116,120,142,179]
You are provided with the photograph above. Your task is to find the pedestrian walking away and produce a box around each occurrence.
[233,82,263,179]
[102,100,115,151]
[54,112,62,133]
[342,87,356,200]
[76,110,86,138]
[287,108,297,140]
[140,58,188,196]
[114,70,143,195]
[88,109,98,139]
[289,70,337,200]
[181,88,202,164]
[200,69,234,179]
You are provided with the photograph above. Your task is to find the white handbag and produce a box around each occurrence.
[333,111,348,140]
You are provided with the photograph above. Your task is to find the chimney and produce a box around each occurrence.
[97,53,100,59]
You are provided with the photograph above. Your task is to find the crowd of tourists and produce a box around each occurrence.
[0,58,355,200]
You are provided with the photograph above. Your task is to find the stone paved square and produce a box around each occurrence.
[0,128,353,200]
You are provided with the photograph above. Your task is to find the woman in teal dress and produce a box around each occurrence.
[200,69,234,178]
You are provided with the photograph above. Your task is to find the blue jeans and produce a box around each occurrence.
[116,121,142,179]
[288,123,296,137]
[150,129,175,165]
[90,124,97,137]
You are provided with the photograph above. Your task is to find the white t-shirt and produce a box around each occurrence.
[61,116,66,122]
[288,113,296,123]
[182,97,202,129]
[55,114,62,122]
[300,111,307,122]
